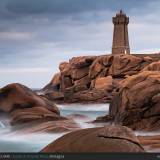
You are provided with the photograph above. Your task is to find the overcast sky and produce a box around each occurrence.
[0,0,160,88]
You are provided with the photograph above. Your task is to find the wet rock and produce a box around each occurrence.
[41,125,144,152]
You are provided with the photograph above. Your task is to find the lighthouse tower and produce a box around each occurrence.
[112,10,130,55]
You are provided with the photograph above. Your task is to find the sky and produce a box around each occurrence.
[0,0,160,88]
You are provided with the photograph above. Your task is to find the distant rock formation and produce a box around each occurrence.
[43,53,160,103]
[41,125,144,152]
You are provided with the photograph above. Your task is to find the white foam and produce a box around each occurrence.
[57,103,110,112]
[135,131,160,136]
[0,122,5,129]
[36,91,45,95]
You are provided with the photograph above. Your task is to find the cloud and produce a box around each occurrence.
[0,0,160,88]
[0,31,33,40]
[0,67,53,88]
[0,67,51,74]
[5,0,152,15]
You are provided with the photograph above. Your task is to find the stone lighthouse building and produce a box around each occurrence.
[112,10,130,55]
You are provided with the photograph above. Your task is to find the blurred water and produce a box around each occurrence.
[0,133,65,152]
[0,103,109,152]
[0,103,159,152]
[59,103,109,120]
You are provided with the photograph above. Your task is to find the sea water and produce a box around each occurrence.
[0,103,158,152]
[0,103,109,152]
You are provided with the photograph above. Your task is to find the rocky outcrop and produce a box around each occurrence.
[62,88,112,103]
[43,54,160,103]
[41,125,144,152]
[109,71,160,131]
[13,119,80,134]
[142,60,160,71]
[0,83,79,132]
[66,114,90,120]
[94,115,114,123]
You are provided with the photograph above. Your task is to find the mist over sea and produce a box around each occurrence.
[0,103,160,153]
[0,104,109,152]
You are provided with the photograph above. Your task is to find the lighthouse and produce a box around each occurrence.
[112,10,130,55]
